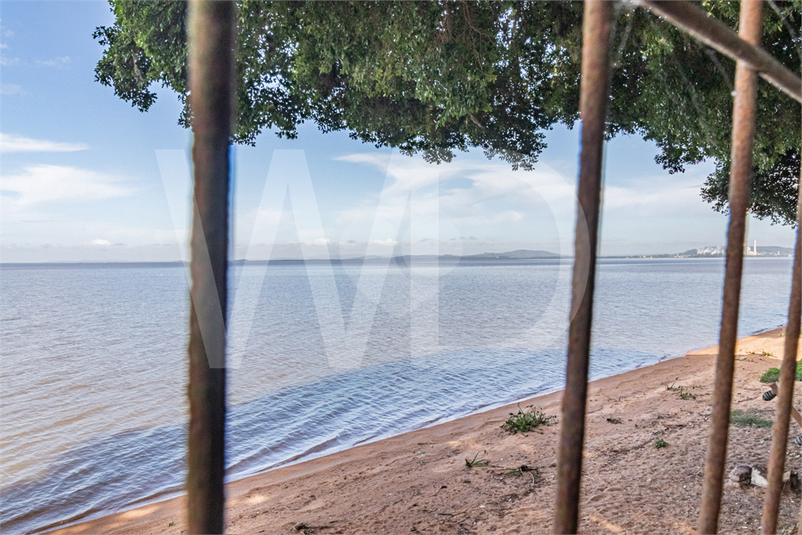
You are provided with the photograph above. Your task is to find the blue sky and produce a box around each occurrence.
[0,1,797,263]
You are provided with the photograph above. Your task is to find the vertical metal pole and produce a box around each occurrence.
[553,1,613,533]
[186,1,235,534]
[761,169,802,534]
[698,2,762,533]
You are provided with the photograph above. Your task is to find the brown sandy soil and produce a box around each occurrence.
[49,327,802,535]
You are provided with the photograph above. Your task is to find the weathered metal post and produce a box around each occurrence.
[552,1,613,532]
[761,168,802,534]
[186,1,236,533]
[698,1,762,533]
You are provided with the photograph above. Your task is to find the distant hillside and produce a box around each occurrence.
[678,246,724,257]
[635,245,794,259]
[754,246,794,255]
[678,245,793,257]
[464,249,560,260]
[241,249,562,265]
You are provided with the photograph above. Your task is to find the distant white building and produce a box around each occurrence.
[697,246,725,256]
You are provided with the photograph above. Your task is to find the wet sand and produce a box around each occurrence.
[49,327,801,534]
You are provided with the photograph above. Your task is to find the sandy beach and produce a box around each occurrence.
[49,327,802,535]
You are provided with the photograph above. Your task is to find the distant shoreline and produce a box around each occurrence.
[1,256,564,268]
[1,254,795,268]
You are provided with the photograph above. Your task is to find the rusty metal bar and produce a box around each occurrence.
[635,0,801,104]
[186,1,236,533]
[552,1,613,533]
[761,165,802,533]
[697,2,762,533]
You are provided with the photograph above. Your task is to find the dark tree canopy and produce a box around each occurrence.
[94,0,801,225]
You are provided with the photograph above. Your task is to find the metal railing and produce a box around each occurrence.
[183,0,801,533]
[186,2,235,533]
[558,1,802,534]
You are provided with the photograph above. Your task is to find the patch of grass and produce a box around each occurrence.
[759,362,802,383]
[731,408,773,428]
[501,404,557,434]
[465,452,489,468]
[761,368,781,383]
[667,380,696,400]
[606,417,622,424]
[654,438,668,449]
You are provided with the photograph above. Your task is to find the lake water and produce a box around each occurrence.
[0,257,795,533]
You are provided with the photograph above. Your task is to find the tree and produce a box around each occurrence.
[93,0,801,225]
[629,0,801,226]
[702,149,801,225]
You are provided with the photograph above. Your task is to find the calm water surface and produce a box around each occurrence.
[0,257,794,533]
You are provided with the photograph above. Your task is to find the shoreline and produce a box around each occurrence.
[48,326,801,534]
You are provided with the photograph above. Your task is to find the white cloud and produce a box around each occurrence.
[371,238,398,247]
[333,151,576,250]
[0,83,23,95]
[336,152,442,194]
[602,175,708,216]
[88,239,111,246]
[0,42,17,66]
[1,164,134,207]
[36,56,71,68]
[1,133,88,153]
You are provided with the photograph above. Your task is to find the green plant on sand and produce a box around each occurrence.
[654,438,668,449]
[501,405,557,435]
[731,408,773,428]
[465,451,489,468]
[666,380,696,400]
[759,362,802,383]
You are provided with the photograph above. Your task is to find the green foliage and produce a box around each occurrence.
[731,408,773,428]
[667,380,696,399]
[666,379,680,391]
[94,1,801,223]
[501,404,557,434]
[654,438,668,449]
[761,367,781,383]
[465,451,490,468]
[759,362,802,383]
[702,150,800,227]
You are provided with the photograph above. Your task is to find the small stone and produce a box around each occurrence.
[729,464,752,484]
[751,465,769,488]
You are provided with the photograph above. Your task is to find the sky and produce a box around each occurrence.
[0,1,797,263]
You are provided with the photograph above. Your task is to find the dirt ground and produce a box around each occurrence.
[51,327,802,535]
